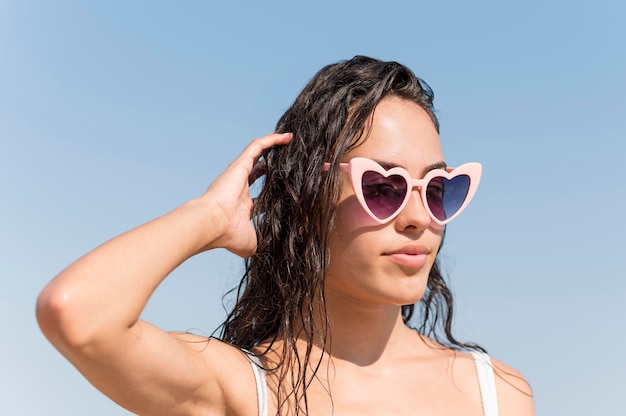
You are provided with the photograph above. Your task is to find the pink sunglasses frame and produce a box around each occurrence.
[323,157,482,225]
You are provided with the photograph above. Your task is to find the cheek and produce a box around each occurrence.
[328,195,379,270]
[334,193,380,231]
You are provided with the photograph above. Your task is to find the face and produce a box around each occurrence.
[325,96,445,308]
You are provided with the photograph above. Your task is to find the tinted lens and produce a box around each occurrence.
[426,175,470,221]
[361,171,407,220]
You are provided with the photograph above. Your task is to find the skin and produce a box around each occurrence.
[37,97,534,415]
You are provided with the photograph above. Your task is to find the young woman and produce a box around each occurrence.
[37,56,534,415]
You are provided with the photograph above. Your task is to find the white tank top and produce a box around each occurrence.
[247,350,498,416]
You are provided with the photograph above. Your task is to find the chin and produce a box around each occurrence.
[387,286,427,307]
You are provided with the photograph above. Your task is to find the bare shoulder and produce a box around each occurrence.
[170,331,260,385]
[419,339,535,416]
[169,332,260,416]
[490,356,535,416]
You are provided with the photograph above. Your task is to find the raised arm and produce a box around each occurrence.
[36,132,293,416]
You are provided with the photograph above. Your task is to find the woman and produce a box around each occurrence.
[37,56,534,415]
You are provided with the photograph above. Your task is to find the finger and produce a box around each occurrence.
[239,132,293,168]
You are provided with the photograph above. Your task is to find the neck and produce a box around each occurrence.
[309,290,418,367]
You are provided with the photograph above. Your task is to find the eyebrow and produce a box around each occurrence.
[373,159,448,177]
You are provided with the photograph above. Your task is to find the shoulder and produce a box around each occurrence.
[171,331,258,384]
[444,348,535,416]
[489,356,535,416]
[169,332,261,416]
[420,340,535,416]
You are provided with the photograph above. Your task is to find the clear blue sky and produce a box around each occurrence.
[1,1,624,414]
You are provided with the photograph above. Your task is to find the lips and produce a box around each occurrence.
[384,244,431,256]
[383,244,431,269]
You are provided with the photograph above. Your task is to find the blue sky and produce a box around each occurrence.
[1,1,624,414]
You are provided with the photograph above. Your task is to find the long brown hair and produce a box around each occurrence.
[220,56,480,414]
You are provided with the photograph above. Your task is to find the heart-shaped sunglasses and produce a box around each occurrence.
[324,157,482,225]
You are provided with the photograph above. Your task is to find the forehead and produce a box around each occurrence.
[344,97,443,175]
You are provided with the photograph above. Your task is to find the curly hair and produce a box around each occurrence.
[220,55,480,414]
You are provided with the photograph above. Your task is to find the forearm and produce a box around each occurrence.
[37,196,223,349]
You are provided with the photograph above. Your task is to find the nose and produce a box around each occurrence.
[394,187,432,231]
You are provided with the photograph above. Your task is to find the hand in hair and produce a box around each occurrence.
[200,132,293,258]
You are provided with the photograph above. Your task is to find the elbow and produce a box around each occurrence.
[36,283,94,350]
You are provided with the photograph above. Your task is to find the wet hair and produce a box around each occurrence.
[220,55,480,414]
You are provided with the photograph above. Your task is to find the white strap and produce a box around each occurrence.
[471,350,498,416]
[247,350,494,416]
[247,354,268,416]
